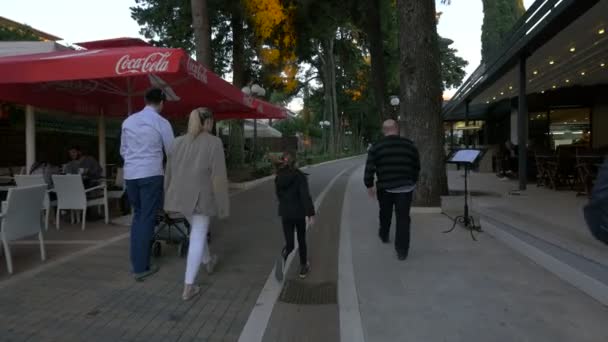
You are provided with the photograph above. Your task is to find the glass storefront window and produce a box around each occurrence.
[549,108,591,149]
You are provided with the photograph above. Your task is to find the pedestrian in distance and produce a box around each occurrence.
[364,119,420,261]
[164,108,229,301]
[274,151,315,281]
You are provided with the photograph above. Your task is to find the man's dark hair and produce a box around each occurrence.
[144,88,166,105]
[69,146,81,152]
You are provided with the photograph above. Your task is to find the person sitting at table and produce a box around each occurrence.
[65,146,103,186]
[497,140,518,179]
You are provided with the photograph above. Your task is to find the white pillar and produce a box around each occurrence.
[25,105,36,175]
[98,113,107,177]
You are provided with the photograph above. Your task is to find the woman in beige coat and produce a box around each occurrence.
[164,108,229,300]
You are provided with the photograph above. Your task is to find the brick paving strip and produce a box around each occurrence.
[0,157,364,342]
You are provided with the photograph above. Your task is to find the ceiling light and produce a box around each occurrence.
[581,71,586,76]
[533,70,539,75]
[509,86,513,90]
[552,85,557,89]
[566,79,570,83]
[486,101,490,104]
[549,60,555,65]
[599,28,606,35]
[541,90,545,94]
[602,63,606,67]
[493,96,497,100]
[569,47,576,53]
[500,92,504,95]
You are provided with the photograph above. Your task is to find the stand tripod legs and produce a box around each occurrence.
[443,215,482,241]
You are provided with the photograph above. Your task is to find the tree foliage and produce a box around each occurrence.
[0,26,42,42]
[130,0,467,165]
[481,0,525,62]
[439,37,468,90]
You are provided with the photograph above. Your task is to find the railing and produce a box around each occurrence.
[443,0,573,116]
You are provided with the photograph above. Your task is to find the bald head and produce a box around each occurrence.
[382,119,399,136]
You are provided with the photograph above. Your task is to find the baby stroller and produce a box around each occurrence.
[151,211,191,258]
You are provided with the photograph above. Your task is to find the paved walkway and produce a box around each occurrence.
[342,166,608,342]
[3,159,608,342]
[445,170,608,305]
[0,157,362,342]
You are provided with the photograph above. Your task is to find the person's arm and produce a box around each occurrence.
[88,157,103,180]
[160,119,175,156]
[591,159,608,201]
[299,172,315,218]
[364,146,377,197]
[164,146,173,199]
[211,138,230,219]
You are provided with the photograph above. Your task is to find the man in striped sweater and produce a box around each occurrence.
[364,120,420,260]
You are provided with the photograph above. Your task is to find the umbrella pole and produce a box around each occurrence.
[98,112,107,177]
[252,119,258,167]
[127,77,133,115]
[25,105,36,175]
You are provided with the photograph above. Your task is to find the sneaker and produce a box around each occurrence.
[397,252,408,261]
[182,284,201,301]
[205,255,218,274]
[134,264,160,281]
[299,262,311,279]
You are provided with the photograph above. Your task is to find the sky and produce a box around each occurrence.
[2,0,535,111]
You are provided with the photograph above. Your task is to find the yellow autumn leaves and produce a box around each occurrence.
[243,0,298,92]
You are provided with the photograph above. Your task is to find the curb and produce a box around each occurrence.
[481,217,608,307]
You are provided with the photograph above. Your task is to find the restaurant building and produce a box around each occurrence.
[443,0,608,190]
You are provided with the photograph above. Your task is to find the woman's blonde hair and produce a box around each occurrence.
[187,107,213,137]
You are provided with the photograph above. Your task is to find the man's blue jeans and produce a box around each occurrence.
[126,176,164,274]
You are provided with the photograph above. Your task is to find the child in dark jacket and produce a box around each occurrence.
[274,151,315,280]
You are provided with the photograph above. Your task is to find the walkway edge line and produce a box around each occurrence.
[338,166,366,342]
[481,218,608,306]
[238,165,353,342]
[229,154,363,192]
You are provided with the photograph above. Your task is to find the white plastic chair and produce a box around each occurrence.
[14,175,56,230]
[0,185,48,274]
[52,175,109,230]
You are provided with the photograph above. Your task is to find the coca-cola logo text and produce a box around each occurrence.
[187,59,208,84]
[115,52,172,75]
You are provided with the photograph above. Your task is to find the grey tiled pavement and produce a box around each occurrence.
[0,157,364,342]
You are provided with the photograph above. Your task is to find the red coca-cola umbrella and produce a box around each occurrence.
[0,44,287,120]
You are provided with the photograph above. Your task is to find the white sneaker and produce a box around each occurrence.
[205,255,218,274]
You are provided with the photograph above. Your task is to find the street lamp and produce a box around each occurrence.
[319,120,331,154]
[390,96,400,119]
[242,83,266,166]
[344,130,353,153]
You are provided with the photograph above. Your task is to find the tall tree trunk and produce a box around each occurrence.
[366,0,388,121]
[232,7,246,88]
[191,0,213,68]
[228,8,246,168]
[321,37,338,155]
[397,0,447,207]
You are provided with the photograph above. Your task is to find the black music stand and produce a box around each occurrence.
[444,149,483,241]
